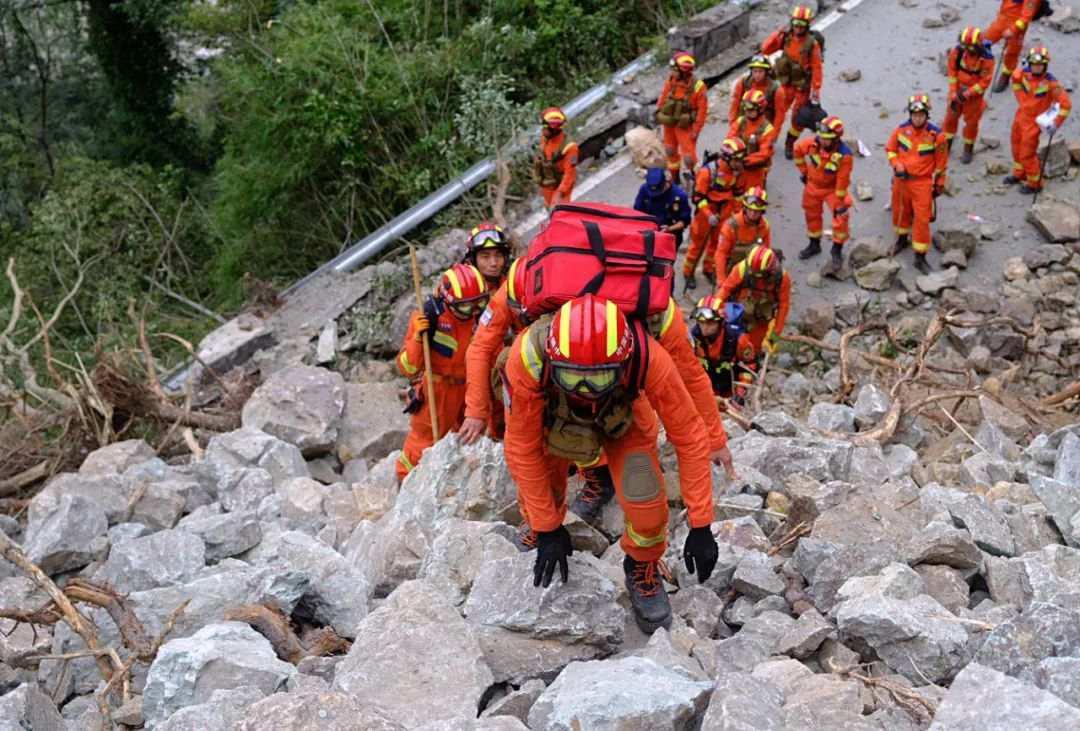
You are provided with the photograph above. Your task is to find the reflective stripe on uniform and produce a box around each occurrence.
[659,298,678,338]
[431,331,458,358]
[605,300,620,357]
[521,328,545,382]
[398,351,419,376]
[625,520,665,548]
[397,452,414,474]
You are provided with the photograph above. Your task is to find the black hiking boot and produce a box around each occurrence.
[830,243,844,270]
[1019,184,1039,195]
[623,555,672,634]
[961,142,974,164]
[798,237,822,260]
[784,134,796,160]
[570,466,615,526]
[703,270,716,287]
[1002,175,1021,186]
[683,274,697,291]
[992,73,1010,94]
[891,234,911,256]
[914,253,931,275]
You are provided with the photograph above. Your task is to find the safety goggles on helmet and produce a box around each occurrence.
[469,228,508,251]
[551,364,621,397]
[448,294,490,319]
[791,19,810,28]
[1027,47,1049,65]
[692,305,721,323]
[748,54,772,71]
[907,95,931,114]
[743,187,768,211]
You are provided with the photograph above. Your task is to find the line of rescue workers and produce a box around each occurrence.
[391,2,1072,635]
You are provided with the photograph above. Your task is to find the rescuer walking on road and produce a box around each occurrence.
[1005,46,1072,194]
[503,294,719,634]
[730,54,786,132]
[396,264,489,481]
[760,5,824,160]
[728,90,778,192]
[794,115,852,274]
[534,107,579,210]
[943,27,995,165]
[887,95,949,275]
[684,138,747,291]
[657,51,709,190]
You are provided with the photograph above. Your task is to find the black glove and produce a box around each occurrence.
[799,174,807,185]
[683,526,719,583]
[533,526,573,587]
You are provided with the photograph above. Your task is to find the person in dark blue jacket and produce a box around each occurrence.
[633,168,692,247]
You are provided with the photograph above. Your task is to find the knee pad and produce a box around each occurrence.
[621,452,660,503]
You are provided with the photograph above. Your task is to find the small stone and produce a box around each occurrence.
[1023,243,1071,270]
[839,68,862,82]
[1027,200,1080,244]
[808,403,856,433]
[942,249,967,268]
[481,679,546,725]
[806,271,823,288]
[922,17,945,28]
[775,608,835,659]
[177,511,262,562]
[79,440,156,476]
[905,521,983,569]
[933,228,978,258]
[854,258,901,291]
[854,384,890,430]
[916,266,960,295]
[914,564,970,613]
[800,302,835,339]
[23,494,108,575]
[732,551,784,600]
[847,238,890,268]
[100,529,207,593]
[985,160,1010,175]
[856,181,874,200]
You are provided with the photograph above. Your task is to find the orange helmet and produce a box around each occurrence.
[791,5,814,25]
[672,51,696,72]
[1027,46,1050,66]
[541,107,567,129]
[438,263,489,319]
[545,295,632,398]
[958,26,982,48]
[741,89,768,112]
[719,137,748,160]
[692,294,726,322]
[742,186,768,211]
[816,115,845,139]
[748,54,772,71]
[506,257,528,314]
[746,244,779,276]
[907,94,931,114]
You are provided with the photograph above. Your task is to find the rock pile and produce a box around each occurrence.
[2,344,1078,729]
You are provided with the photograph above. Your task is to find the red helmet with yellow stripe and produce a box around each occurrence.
[541,107,567,129]
[747,244,779,276]
[692,294,726,322]
[1026,46,1050,67]
[791,5,815,26]
[907,94,931,114]
[672,50,696,72]
[741,89,768,113]
[545,295,632,398]
[816,115,845,139]
[719,137,748,161]
[438,263,489,319]
[742,186,769,211]
[506,257,528,314]
[958,26,982,49]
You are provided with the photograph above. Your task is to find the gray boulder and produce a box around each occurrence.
[31,472,129,525]
[932,228,978,258]
[1030,474,1080,546]
[177,511,262,562]
[100,529,206,593]
[808,403,856,433]
[774,608,835,659]
[853,384,890,430]
[0,683,64,730]
[241,365,346,456]
[129,483,187,531]
[915,266,959,295]
[930,662,1080,729]
[219,468,276,514]
[914,564,970,614]
[464,553,624,651]
[23,494,107,575]
[854,258,900,291]
[1055,431,1080,487]
[731,551,784,600]
[713,611,796,674]
[1026,200,1080,244]
[333,581,493,728]
[234,691,403,730]
[417,519,518,605]
[337,382,410,464]
[272,531,370,637]
[158,686,266,731]
[204,427,310,484]
[729,432,853,483]
[1033,656,1080,709]
[79,439,156,476]
[481,679,546,725]
[527,656,713,730]
[143,622,295,727]
[921,484,1015,557]
[700,673,784,730]
[973,602,1080,682]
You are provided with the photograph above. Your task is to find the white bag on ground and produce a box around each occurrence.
[625,126,667,170]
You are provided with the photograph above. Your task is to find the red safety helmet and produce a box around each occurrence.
[545,295,633,398]
[672,50,696,72]
[541,107,567,129]
[742,186,769,211]
[1026,46,1050,67]
[747,244,779,276]
[958,26,983,49]
[816,115,845,139]
[907,94,931,114]
[692,294,726,323]
[719,137,748,160]
[438,263,490,319]
[791,5,815,25]
[506,257,528,314]
[741,89,768,113]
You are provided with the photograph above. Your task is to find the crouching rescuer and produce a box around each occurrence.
[503,294,719,633]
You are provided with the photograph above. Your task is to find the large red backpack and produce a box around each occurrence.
[523,203,677,321]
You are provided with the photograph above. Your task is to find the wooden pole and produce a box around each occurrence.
[409,247,439,441]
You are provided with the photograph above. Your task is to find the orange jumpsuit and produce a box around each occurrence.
[464,283,525,439]
[395,305,478,480]
[760,29,823,138]
[1010,68,1072,190]
[657,74,708,173]
[728,115,777,190]
[794,137,853,246]
[716,261,792,353]
[692,325,757,399]
[503,328,714,562]
[685,160,740,279]
[729,75,787,131]
[985,0,1041,76]
[536,132,578,207]
[715,210,773,278]
[943,44,995,146]
[886,122,948,254]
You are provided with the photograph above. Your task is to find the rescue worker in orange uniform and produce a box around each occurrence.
[461,257,529,445]
[534,107,579,209]
[728,90,777,191]
[463,222,512,290]
[1006,47,1072,194]
[730,55,787,132]
[760,5,824,160]
[943,27,995,165]
[657,51,709,190]
[794,115,853,272]
[986,0,1043,94]
[887,95,949,275]
[503,294,720,633]
[716,245,791,356]
[715,187,772,279]
[396,264,490,481]
[684,137,747,291]
[691,295,757,405]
